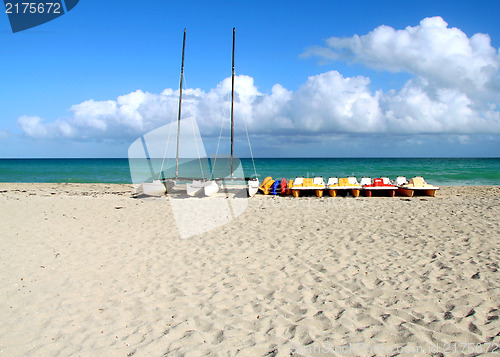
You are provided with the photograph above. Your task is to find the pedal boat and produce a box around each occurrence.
[396,176,439,197]
[290,177,325,197]
[258,176,275,195]
[361,177,396,197]
[327,177,361,197]
[271,179,281,195]
[280,178,287,195]
[286,179,293,195]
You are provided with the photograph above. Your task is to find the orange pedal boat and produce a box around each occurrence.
[396,176,439,197]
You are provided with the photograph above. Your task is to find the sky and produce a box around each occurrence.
[1,0,500,158]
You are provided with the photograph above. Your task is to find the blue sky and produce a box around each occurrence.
[1,0,499,158]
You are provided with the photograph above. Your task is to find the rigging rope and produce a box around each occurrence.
[184,75,206,180]
[191,115,205,180]
[158,109,175,180]
[210,92,230,179]
[242,112,258,178]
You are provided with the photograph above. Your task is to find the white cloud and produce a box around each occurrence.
[16,17,500,146]
[288,71,383,134]
[19,116,53,138]
[381,78,494,134]
[305,17,499,95]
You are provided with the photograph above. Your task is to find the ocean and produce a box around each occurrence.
[0,158,499,186]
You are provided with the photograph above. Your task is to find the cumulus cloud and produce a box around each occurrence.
[19,116,57,138]
[17,17,500,144]
[305,17,499,98]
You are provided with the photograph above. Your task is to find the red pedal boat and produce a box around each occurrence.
[280,178,287,195]
[361,177,396,197]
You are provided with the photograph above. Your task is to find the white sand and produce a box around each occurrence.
[0,183,499,356]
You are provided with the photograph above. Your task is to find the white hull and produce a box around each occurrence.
[165,179,176,192]
[186,180,219,197]
[186,180,203,196]
[141,180,166,196]
[247,179,259,197]
[204,181,219,197]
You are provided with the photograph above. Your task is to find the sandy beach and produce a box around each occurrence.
[0,183,499,356]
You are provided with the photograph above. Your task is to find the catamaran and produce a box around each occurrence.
[174,30,219,197]
[209,28,259,197]
[133,29,258,197]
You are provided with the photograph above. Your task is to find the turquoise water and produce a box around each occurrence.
[0,159,130,184]
[0,158,499,186]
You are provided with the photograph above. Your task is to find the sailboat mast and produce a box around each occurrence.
[175,29,186,179]
[230,27,235,179]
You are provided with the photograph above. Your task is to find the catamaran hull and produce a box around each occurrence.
[141,180,166,195]
[204,181,219,197]
[186,183,202,196]
[248,180,259,197]
[186,180,219,197]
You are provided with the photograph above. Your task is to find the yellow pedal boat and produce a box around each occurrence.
[327,177,361,197]
[258,176,275,195]
[290,177,325,197]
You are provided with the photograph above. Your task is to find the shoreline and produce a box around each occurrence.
[0,182,499,197]
[1,157,500,187]
[1,183,499,355]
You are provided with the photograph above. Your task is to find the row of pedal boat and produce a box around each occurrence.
[258,176,439,198]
